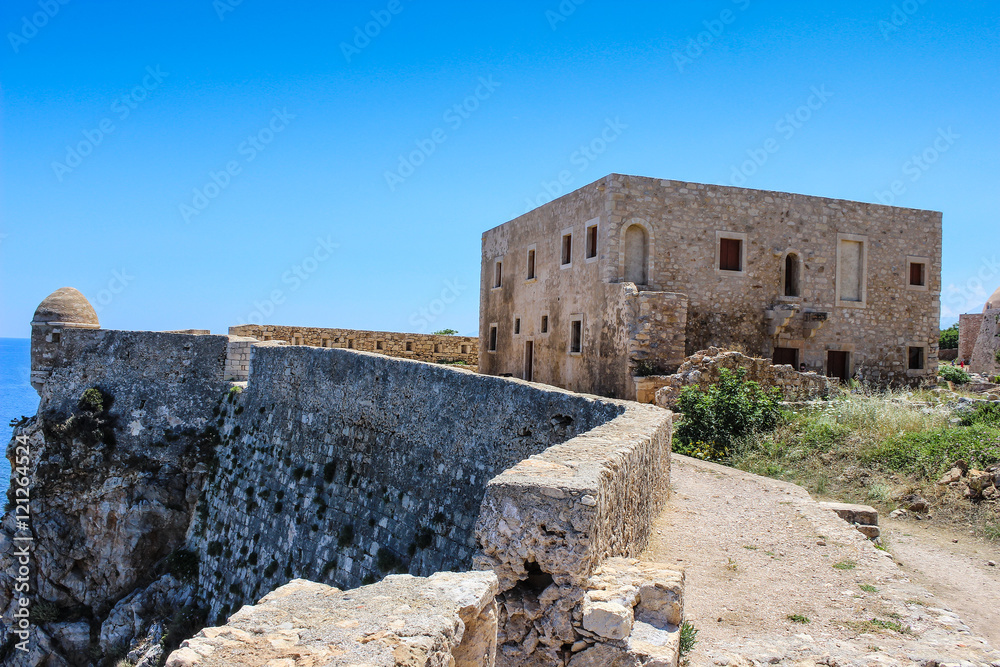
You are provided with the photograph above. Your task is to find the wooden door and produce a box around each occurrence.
[773,347,798,367]
[826,351,849,382]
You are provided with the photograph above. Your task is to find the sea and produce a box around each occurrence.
[0,338,39,496]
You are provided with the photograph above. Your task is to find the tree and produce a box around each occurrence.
[939,323,959,350]
[432,329,459,335]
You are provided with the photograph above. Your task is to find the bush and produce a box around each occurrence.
[78,387,105,413]
[959,402,1000,428]
[939,365,970,385]
[432,329,458,335]
[674,368,783,460]
[939,323,959,350]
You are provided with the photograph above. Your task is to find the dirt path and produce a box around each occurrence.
[883,517,1000,647]
[642,454,1000,666]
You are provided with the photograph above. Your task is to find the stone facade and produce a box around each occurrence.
[230,323,479,366]
[959,313,984,365]
[653,347,836,408]
[481,174,942,399]
[958,286,1000,375]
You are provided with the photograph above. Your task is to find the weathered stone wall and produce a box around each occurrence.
[959,313,984,365]
[970,309,1000,376]
[0,329,229,665]
[482,173,942,392]
[655,347,835,408]
[166,573,500,667]
[229,324,478,366]
[190,345,625,623]
[474,401,673,665]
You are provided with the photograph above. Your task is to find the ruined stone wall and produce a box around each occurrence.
[1,329,229,665]
[654,347,835,408]
[960,313,986,365]
[970,309,1000,376]
[229,324,478,366]
[190,345,625,623]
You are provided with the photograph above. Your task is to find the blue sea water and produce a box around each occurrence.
[0,338,39,496]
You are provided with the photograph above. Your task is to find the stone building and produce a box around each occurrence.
[959,284,1000,376]
[29,286,101,393]
[479,174,942,399]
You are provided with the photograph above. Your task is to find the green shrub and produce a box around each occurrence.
[674,368,783,460]
[432,329,458,335]
[939,323,959,350]
[862,424,1000,478]
[29,600,63,623]
[679,621,698,657]
[78,387,105,413]
[938,365,970,385]
[958,402,1000,427]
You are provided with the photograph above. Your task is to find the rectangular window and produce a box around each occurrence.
[375,340,384,350]
[586,223,598,259]
[488,325,498,352]
[514,317,521,335]
[908,346,925,370]
[433,343,441,353]
[347,339,354,349]
[405,341,413,352]
[540,315,548,333]
[321,338,330,348]
[561,233,572,266]
[51,332,60,344]
[494,260,503,288]
[909,262,926,287]
[526,248,536,280]
[569,318,582,354]
[461,344,469,354]
[719,238,742,271]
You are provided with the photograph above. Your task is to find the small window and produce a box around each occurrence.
[514,318,521,335]
[376,340,384,350]
[405,341,413,352]
[434,343,441,353]
[347,339,354,349]
[540,315,548,333]
[321,338,330,348]
[784,253,800,297]
[561,234,572,265]
[494,260,503,288]
[51,332,61,344]
[461,344,469,354]
[488,325,498,352]
[263,334,272,341]
[569,318,582,354]
[586,223,598,259]
[526,249,536,280]
[909,262,926,287]
[908,346,925,370]
[719,238,742,271]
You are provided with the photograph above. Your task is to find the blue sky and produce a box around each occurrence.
[1,0,997,338]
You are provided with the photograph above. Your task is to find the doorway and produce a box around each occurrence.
[773,347,798,367]
[524,340,534,382]
[826,351,850,383]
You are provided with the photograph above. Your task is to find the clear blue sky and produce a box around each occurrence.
[1,1,997,338]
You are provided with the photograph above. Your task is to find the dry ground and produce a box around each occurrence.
[643,454,1000,667]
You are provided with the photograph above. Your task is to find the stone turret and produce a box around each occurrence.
[985,285,1000,312]
[30,287,100,393]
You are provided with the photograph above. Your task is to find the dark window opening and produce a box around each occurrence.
[909,262,926,287]
[494,261,503,288]
[376,340,384,350]
[489,326,498,352]
[908,346,925,370]
[826,350,850,383]
[514,318,520,335]
[540,315,548,333]
[720,238,742,271]
[51,332,60,344]
[586,224,598,259]
[784,253,800,297]
[527,249,536,279]
[570,320,582,354]
[433,343,441,353]
[405,341,413,352]
[461,344,469,354]
[347,339,354,349]
[561,234,572,265]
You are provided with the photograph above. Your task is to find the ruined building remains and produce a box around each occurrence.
[959,284,1000,376]
[480,174,942,399]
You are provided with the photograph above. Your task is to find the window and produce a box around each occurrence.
[908,346,925,370]
[623,223,648,285]
[784,253,801,297]
[569,318,582,354]
[434,343,441,353]
[376,340,384,350]
[347,339,354,349]
[836,234,867,306]
[907,258,928,290]
[488,324,498,352]
[526,247,536,280]
[719,238,742,271]
[321,338,330,348]
[50,332,60,344]
[494,260,503,288]
[405,341,413,352]
[514,317,521,335]
[561,233,573,266]
[585,222,598,259]
[540,315,548,333]
[461,344,469,354]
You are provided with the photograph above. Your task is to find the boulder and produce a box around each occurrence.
[937,467,963,485]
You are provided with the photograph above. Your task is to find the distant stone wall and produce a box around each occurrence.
[191,345,624,623]
[229,324,478,366]
[959,313,984,364]
[655,347,835,408]
[970,309,1000,376]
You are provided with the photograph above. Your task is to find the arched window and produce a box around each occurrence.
[624,224,648,285]
[784,252,801,297]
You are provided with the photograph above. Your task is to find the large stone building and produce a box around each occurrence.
[959,284,1000,376]
[479,174,942,399]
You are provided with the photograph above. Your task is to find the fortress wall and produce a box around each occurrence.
[959,313,984,364]
[970,309,1000,376]
[229,323,479,367]
[191,345,624,622]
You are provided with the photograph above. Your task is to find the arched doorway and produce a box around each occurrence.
[624,224,648,285]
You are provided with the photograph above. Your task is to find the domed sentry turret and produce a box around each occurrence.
[985,285,1000,312]
[30,287,100,393]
